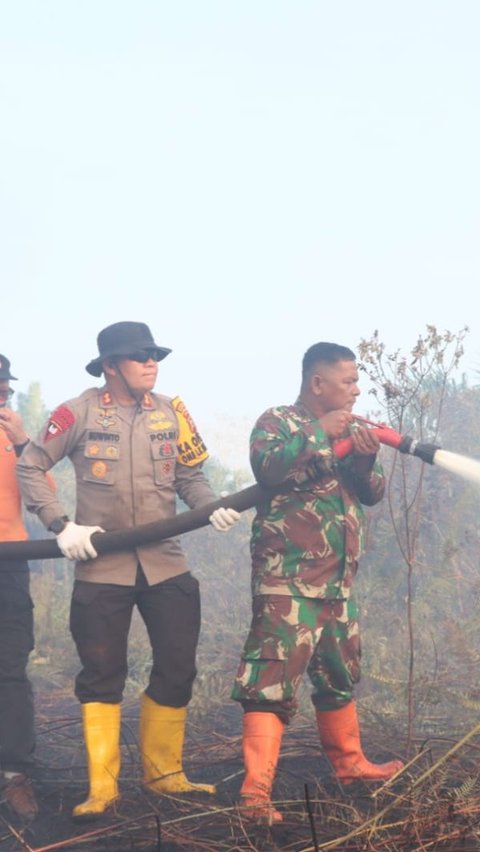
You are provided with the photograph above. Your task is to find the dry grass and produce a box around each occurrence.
[2,677,480,851]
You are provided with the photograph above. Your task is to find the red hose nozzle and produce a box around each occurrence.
[333,428,440,464]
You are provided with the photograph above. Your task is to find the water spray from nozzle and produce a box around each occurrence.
[347,416,480,486]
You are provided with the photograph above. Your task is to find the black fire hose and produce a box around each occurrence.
[0,424,441,565]
[0,485,262,563]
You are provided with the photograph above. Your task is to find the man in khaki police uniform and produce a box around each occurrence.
[17,321,240,820]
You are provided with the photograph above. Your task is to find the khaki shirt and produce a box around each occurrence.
[17,387,216,586]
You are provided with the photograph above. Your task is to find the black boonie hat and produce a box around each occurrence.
[86,322,172,377]
[0,354,17,381]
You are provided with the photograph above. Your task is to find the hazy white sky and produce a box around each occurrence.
[1,1,479,466]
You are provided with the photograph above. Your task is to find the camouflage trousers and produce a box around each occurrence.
[231,594,361,721]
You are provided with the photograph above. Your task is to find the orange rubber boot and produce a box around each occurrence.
[316,701,403,784]
[239,711,284,825]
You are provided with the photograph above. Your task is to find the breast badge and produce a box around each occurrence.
[91,461,108,479]
[148,411,173,431]
[95,409,118,429]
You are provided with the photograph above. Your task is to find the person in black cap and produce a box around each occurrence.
[0,355,38,820]
[18,322,240,820]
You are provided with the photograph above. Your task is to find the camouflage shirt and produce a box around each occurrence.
[249,400,385,599]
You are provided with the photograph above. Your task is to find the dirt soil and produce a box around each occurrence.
[1,685,480,852]
[0,686,331,852]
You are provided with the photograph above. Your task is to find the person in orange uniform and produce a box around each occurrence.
[0,355,38,821]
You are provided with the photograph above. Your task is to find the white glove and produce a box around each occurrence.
[209,506,241,532]
[56,521,104,561]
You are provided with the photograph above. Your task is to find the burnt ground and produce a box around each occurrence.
[2,685,480,852]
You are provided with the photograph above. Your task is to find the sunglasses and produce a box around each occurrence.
[0,388,14,399]
[124,350,160,363]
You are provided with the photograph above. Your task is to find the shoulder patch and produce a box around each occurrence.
[172,396,209,467]
[45,405,76,442]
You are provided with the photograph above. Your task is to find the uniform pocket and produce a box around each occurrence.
[241,595,293,661]
[242,632,288,662]
[82,442,118,485]
[150,441,176,485]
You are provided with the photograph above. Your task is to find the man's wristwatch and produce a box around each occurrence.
[48,516,70,535]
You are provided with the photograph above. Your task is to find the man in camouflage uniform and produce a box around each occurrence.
[232,341,403,823]
[18,321,239,821]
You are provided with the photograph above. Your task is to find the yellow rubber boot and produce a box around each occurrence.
[239,711,284,825]
[139,693,215,794]
[316,701,404,784]
[72,702,121,820]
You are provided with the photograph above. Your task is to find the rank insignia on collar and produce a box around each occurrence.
[142,393,154,409]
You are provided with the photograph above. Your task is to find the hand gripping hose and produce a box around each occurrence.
[333,426,440,465]
[0,427,440,563]
[0,485,263,562]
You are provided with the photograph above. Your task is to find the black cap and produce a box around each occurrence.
[85,322,172,377]
[0,354,18,381]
